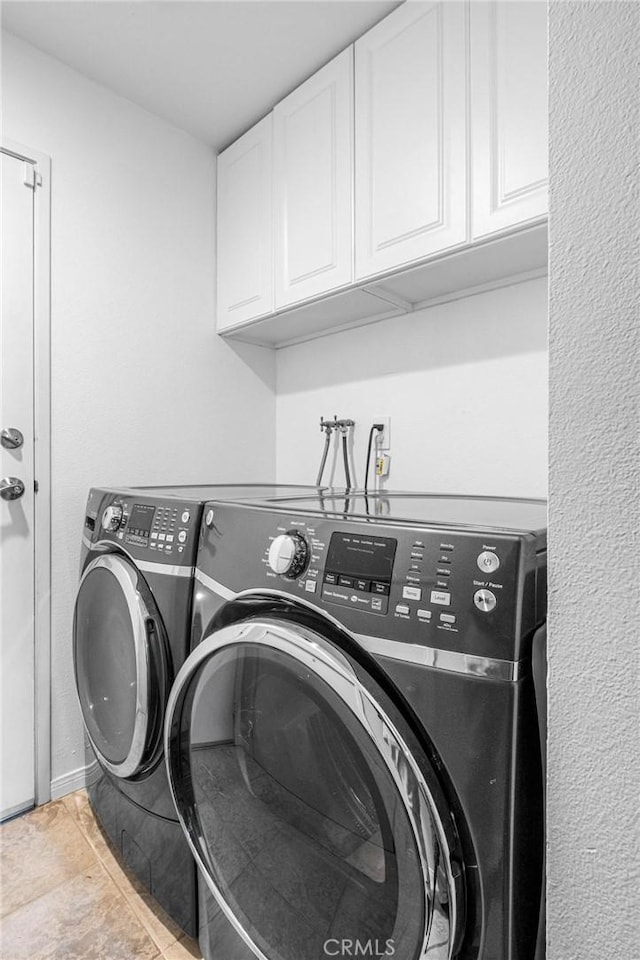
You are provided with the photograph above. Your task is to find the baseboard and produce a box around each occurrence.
[50,759,100,800]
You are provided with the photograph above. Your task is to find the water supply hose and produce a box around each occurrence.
[316,424,332,487]
[342,432,351,491]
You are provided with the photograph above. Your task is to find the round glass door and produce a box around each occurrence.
[166,617,463,960]
[74,553,167,779]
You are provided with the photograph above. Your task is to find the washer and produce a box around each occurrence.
[165,491,547,960]
[73,483,319,936]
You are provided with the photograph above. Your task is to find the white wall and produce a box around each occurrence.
[276,277,547,497]
[1,32,276,791]
[547,4,639,959]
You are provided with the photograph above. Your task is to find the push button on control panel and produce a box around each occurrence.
[371,581,390,596]
[402,585,422,601]
[477,551,500,573]
[430,590,451,606]
[474,589,497,613]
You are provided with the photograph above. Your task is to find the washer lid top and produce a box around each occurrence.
[94,483,323,501]
[221,492,547,538]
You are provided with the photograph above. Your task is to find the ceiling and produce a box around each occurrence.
[1,0,400,150]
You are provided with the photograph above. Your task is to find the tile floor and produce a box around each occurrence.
[0,790,203,960]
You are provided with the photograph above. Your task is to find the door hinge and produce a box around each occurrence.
[34,480,39,494]
[23,163,42,190]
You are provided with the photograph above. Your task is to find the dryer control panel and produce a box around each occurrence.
[85,490,200,566]
[196,502,546,664]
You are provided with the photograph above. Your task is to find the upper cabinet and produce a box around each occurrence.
[354,1,467,280]
[470,1,548,239]
[215,1,549,346]
[216,115,273,331]
[274,48,354,308]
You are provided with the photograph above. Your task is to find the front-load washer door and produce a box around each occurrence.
[74,553,170,780]
[166,616,465,960]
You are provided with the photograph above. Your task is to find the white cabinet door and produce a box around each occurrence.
[274,47,353,308]
[355,1,467,281]
[216,115,273,330]
[471,1,548,239]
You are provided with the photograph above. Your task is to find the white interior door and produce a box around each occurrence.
[0,151,36,820]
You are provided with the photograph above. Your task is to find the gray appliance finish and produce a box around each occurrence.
[72,483,320,936]
[165,492,547,960]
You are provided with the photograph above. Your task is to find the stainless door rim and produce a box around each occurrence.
[76,554,152,779]
[165,617,460,960]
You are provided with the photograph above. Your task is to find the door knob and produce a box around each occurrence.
[1,428,24,450]
[0,477,25,501]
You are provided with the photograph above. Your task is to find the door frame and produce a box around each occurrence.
[1,139,52,807]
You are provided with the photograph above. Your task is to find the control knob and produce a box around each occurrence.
[268,532,309,579]
[101,504,123,532]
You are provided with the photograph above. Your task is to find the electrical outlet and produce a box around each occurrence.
[375,416,391,450]
[376,454,391,478]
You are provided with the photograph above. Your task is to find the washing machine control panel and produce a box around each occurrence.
[314,528,524,640]
[89,492,199,565]
[196,503,544,663]
[320,532,396,615]
[375,531,525,648]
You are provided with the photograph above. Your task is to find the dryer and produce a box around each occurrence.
[165,491,547,959]
[73,483,319,936]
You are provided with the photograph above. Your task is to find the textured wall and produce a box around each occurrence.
[548,3,639,958]
[1,33,276,790]
[276,277,548,497]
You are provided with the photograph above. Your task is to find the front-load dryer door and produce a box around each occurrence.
[74,553,170,780]
[166,616,465,960]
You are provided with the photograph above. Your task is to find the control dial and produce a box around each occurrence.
[268,532,309,579]
[101,504,123,532]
